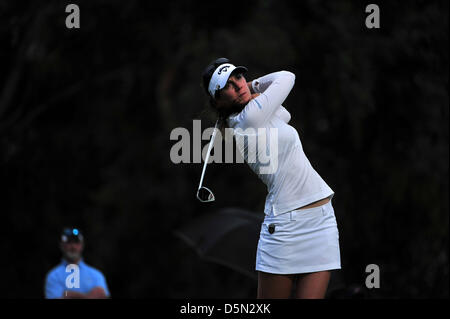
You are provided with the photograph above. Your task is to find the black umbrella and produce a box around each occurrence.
[174,207,264,280]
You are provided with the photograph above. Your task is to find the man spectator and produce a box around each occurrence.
[44,227,110,299]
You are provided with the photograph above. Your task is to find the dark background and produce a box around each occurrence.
[0,0,448,298]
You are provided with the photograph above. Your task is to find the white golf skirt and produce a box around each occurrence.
[256,198,341,274]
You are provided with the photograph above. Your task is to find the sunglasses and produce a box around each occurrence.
[61,228,83,242]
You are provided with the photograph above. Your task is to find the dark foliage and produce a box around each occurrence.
[0,0,447,298]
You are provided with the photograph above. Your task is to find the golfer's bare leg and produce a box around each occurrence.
[257,271,294,299]
[295,270,331,299]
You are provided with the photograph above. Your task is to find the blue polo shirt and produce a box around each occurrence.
[45,259,110,298]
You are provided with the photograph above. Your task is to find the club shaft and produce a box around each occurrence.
[198,121,219,190]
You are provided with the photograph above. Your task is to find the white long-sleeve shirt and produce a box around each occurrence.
[227,71,334,216]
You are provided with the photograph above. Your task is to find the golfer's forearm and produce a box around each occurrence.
[252,71,295,94]
[243,71,295,126]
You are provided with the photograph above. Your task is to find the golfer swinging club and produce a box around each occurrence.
[199,57,341,299]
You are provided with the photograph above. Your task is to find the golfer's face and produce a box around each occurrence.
[218,73,251,106]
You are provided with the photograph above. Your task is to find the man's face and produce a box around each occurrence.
[61,241,83,263]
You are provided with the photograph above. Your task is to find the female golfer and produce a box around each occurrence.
[201,57,341,299]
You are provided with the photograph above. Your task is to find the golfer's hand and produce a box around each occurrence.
[247,81,254,94]
[251,93,260,100]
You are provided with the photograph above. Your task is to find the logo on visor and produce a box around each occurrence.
[218,65,231,75]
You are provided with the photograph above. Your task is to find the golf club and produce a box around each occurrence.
[196,120,219,202]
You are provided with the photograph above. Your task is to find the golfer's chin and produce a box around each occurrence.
[234,91,251,105]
